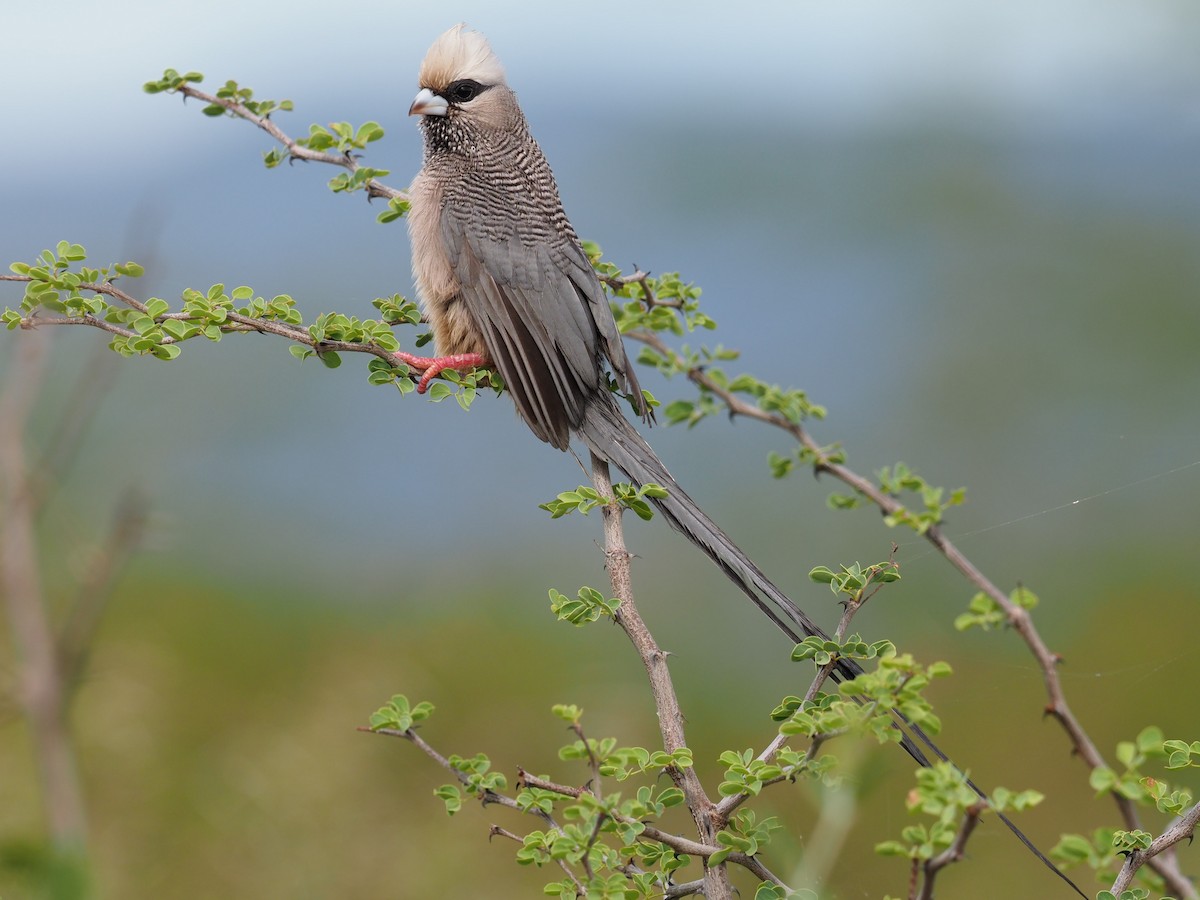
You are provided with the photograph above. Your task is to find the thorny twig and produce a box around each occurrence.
[170,82,406,205]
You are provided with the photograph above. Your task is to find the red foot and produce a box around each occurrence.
[393,350,489,393]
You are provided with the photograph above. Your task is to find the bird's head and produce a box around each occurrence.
[410,25,513,131]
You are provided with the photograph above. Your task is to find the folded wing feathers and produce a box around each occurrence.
[444,206,607,448]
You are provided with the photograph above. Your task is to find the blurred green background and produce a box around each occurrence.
[3,1,1199,897]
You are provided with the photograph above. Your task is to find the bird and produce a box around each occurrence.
[399,22,836,655]
[399,26,1081,894]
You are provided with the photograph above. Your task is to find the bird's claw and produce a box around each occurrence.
[393,350,489,393]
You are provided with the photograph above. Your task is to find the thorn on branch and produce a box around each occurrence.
[489,824,522,844]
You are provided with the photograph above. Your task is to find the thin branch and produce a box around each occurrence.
[0,334,88,853]
[663,879,705,898]
[714,564,876,823]
[57,491,148,693]
[918,801,986,900]
[488,824,524,843]
[519,755,722,859]
[516,769,583,799]
[581,812,607,881]
[588,453,734,900]
[599,270,684,310]
[4,275,412,371]
[26,344,119,513]
[364,725,552,825]
[587,456,706,802]
[489,825,585,894]
[1110,801,1200,895]
[738,854,789,888]
[374,728,781,891]
[571,721,604,796]
[168,83,406,204]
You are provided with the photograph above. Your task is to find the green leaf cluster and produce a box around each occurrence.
[874,462,966,533]
[296,120,385,155]
[142,68,204,94]
[589,251,709,338]
[510,760,693,897]
[876,762,1041,862]
[709,811,782,866]
[432,754,507,816]
[1163,738,1200,771]
[6,248,513,412]
[370,293,422,327]
[809,559,900,603]
[145,71,294,122]
[1054,726,1200,892]
[210,79,292,119]
[288,310,400,371]
[790,635,896,668]
[146,70,409,223]
[513,778,692,894]
[768,441,846,479]
[549,587,620,625]
[6,242,135,324]
[828,463,965,529]
[376,196,412,224]
[717,749,789,799]
[367,694,435,732]
[370,696,821,897]
[652,360,824,433]
[1088,727,1170,804]
[581,245,824,437]
[598,747,693,783]
[839,653,952,740]
[1053,828,1165,895]
[328,165,391,195]
[539,482,666,521]
[448,752,508,797]
[954,585,1038,631]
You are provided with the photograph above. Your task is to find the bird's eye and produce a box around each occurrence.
[447,79,483,103]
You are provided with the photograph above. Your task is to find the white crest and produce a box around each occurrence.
[419,24,507,90]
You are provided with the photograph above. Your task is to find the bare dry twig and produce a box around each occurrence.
[0,335,89,855]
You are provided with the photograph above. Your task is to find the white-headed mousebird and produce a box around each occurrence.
[399,25,1083,895]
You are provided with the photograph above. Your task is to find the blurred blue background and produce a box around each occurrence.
[2,1,1199,896]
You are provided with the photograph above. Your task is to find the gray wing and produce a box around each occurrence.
[441,199,644,450]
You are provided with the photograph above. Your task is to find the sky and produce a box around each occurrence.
[4,1,1198,168]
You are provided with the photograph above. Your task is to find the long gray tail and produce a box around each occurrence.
[579,398,854,661]
[578,397,1087,898]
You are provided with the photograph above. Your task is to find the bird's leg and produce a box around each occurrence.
[393,350,490,393]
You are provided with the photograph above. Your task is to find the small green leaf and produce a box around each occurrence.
[150,344,181,361]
